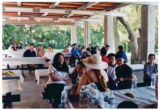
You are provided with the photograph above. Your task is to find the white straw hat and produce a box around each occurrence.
[82,54,108,70]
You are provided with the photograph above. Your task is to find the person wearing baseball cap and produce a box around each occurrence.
[115,53,134,89]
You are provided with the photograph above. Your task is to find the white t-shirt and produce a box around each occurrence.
[43,51,56,61]
[47,65,68,85]
[105,65,117,81]
[68,47,72,52]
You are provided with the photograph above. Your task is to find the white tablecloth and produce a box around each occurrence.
[129,64,144,70]
[2,57,45,65]
[35,67,74,84]
[2,70,24,94]
[110,87,157,108]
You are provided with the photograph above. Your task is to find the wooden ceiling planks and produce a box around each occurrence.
[2,2,126,25]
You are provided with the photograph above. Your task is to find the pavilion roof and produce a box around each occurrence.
[3,2,128,25]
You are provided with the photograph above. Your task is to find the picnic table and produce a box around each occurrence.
[62,86,157,108]
[2,70,24,108]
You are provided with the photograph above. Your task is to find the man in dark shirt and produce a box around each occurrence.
[23,44,36,74]
[115,53,133,89]
[23,44,36,57]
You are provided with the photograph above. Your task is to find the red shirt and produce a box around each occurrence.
[101,55,108,63]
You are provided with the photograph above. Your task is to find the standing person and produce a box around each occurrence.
[70,43,79,67]
[105,53,118,90]
[143,54,158,86]
[116,45,128,63]
[43,45,56,66]
[75,54,108,94]
[105,44,111,55]
[23,44,36,74]
[115,53,133,89]
[100,47,108,63]
[45,53,69,108]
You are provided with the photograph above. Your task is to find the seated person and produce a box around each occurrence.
[17,43,23,49]
[62,46,70,53]
[75,54,108,94]
[143,54,158,86]
[36,44,45,57]
[43,45,56,66]
[70,43,80,67]
[115,53,133,89]
[105,53,118,90]
[45,53,69,108]
[70,51,91,84]
[23,44,36,74]
[100,47,108,63]
[25,43,31,50]
[12,44,18,51]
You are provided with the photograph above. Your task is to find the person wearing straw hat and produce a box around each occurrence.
[75,54,108,94]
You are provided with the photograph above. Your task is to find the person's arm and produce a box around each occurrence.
[144,64,150,76]
[49,73,63,81]
[43,52,49,60]
[76,73,89,94]
[63,74,69,81]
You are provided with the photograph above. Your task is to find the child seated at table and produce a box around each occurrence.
[115,53,134,90]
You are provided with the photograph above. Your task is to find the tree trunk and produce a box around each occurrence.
[113,17,120,52]
[117,17,138,64]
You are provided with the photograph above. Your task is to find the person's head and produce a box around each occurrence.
[100,47,107,56]
[118,45,123,51]
[30,44,34,51]
[40,45,44,50]
[68,43,70,47]
[115,53,125,66]
[48,45,53,52]
[14,44,17,48]
[18,43,21,46]
[108,53,116,66]
[27,43,31,47]
[88,44,92,48]
[53,53,68,72]
[148,54,155,64]
[117,101,138,108]
[76,61,87,75]
[37,44,41,49]
[95,46,99,52]
[105,44,110,51]
[73,43,76,49]
[81,51,91,59]
[65,57,70,65]
[65,46,68,49]
[78,45,81,49]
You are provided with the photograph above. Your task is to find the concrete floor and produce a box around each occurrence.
[10,71,51,108]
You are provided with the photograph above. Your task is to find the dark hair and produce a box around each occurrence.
[118,45,123,51]
[107,53,116,58]
[38,44,41,46]
[48,45,53,48]
[105,44,110,48]
[68,43,70,45]
[73,43,76,46]
[30,44,34,46]
[148,54,155,59]
[117,101,138,108]
[100,47,106,56]
[52,53,69,73]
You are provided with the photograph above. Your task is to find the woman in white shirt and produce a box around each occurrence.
[45,53,69,108]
